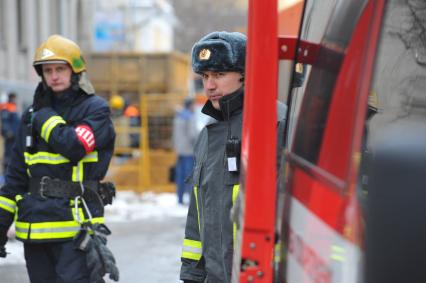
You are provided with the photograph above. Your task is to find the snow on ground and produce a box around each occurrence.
[0,191,188,266]
[1,238,25,265]
[105,191,188,222]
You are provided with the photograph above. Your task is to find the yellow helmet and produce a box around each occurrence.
[110,95,125,110]
[33,34,86,75]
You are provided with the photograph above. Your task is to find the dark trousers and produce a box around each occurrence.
[175,155,194,204]
[24,241,90,283]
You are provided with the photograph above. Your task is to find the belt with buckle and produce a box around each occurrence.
[29,177,99,199]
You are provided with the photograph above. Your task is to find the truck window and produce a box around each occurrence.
[280,0,339,148]
[290,1,367,169]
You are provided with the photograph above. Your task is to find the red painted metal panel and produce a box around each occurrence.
[278,37,320,63]
[283,0,386,279]
[345,0,386,194]
[290,167,348,235]
[242,0,277,234]
[318,0,373,179]
[288,0,386,237]
[239,0,278,281]
[318,0,386,182]
[285,0,387,255]
[238,0,386,281]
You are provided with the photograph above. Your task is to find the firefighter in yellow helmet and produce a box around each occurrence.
[0,35,119,283]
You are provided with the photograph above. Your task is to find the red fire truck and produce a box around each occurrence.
[234,0,426,282]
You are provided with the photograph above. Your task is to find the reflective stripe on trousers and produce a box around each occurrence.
[15,217,104,241]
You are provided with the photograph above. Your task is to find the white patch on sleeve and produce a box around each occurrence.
[75,125,95,153]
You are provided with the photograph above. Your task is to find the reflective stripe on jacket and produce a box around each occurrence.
[0,88,115,243]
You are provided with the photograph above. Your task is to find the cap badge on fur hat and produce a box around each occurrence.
[199,49,211,60]
[191,31,246,73]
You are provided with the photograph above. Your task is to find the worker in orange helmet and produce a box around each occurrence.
[124,103,141,147]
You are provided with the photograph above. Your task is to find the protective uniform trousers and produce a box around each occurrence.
[24,241,90,283]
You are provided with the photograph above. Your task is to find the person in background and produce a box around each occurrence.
[0,92,20,174]
[109,94,131,155]
[172,97,197,205]
[124,103,141,148]
[109,94,125,118]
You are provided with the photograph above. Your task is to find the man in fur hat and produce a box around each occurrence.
[180,31,286,283]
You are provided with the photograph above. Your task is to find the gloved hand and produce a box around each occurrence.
[32,82,53,111]
[98,182,116,206]
[0,246,6,258]
[86,224,119,283]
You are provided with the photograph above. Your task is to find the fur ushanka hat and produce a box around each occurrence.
[191,31,246,74]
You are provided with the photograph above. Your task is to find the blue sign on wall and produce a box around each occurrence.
[94,12,126,51]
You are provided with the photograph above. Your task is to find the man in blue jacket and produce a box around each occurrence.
[173,97,197,205]
[0,35,118,283]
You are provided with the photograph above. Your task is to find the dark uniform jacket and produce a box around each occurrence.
[0,87,115,243]
[180,87,287,282]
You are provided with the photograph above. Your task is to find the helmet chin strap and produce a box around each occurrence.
[40,77,49,90]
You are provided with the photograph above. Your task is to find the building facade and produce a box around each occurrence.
[0,0,175,104]
[0,0,94,104]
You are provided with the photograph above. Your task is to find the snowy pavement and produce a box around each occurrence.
[105,191,188,222]
[0,191,189,283]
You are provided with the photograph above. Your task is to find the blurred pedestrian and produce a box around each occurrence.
[0,92,19,174]
[173,97,197,205]
[109,94,125,118]
[109,94,131,153]
[124,103,141,148]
